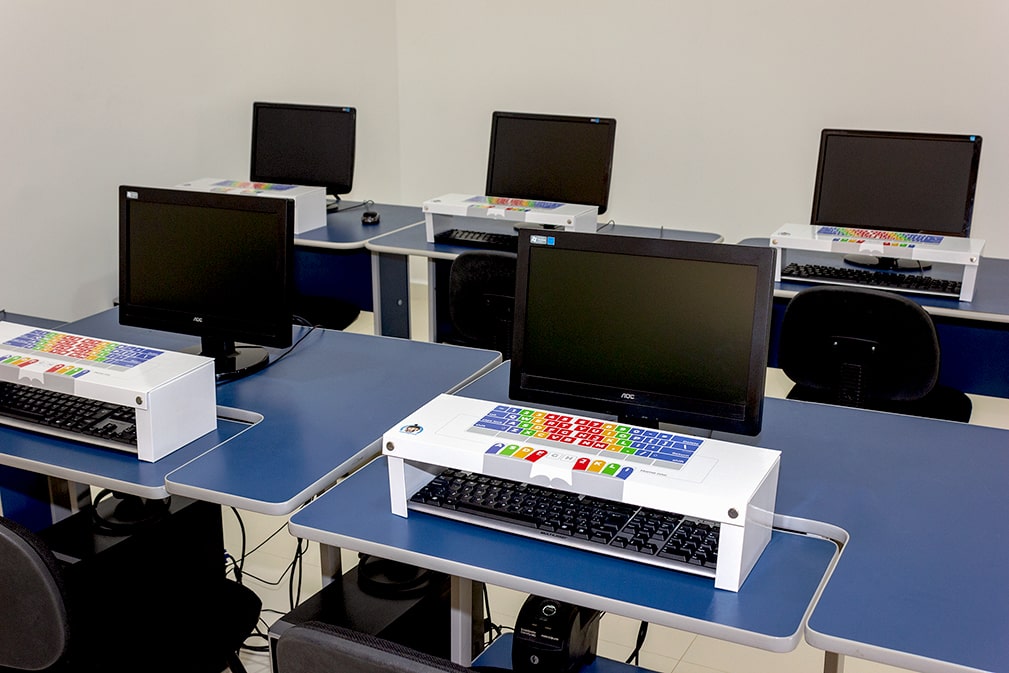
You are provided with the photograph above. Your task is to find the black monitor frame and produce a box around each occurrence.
[510,231,776,435]
[119,185,294,381]
[250,101,356,200]
[486,111,617,214]
[810,129,981,269]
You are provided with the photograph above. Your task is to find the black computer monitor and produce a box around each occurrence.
[510,231,776,435]
[119,186,294,381]
[811,128,982,269]
[486,111,617,214]
[250,102,356,207]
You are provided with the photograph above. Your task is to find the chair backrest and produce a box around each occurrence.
[448,251,518,358]
[779,286,941,407]
[0,516,70,671]
[276,621,473,673]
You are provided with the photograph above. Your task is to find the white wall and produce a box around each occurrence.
[395,0,1009,250]
[0,0,401,321]
[3,0,1007,320]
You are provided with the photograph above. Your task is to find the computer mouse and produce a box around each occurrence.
[362,211,380,225]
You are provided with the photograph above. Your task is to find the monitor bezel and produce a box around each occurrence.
[118,185,295,351]
[810,128,982,237]
[509,230,776,436]
[485,110,617,214]
[250,101,357,196]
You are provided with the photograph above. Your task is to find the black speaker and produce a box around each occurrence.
[512,595,601,673]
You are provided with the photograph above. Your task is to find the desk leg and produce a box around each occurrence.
[823,651,844,673]
[449,576,486,665]
[372,251,411,338]
[427,258,438,343]
[48,478,91,522]
[450,576,474,665]
[319,543,343,587]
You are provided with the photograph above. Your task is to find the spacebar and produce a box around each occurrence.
[455,502,539,528]
[0,407,47,424]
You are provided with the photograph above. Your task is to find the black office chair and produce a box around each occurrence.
[276,621,510,673]
[447,251,517,358]
[0,515,70,671]
[0,512,261,673]
[778,285,972,422]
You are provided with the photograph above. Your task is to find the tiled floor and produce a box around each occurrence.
[233,285,1009,673]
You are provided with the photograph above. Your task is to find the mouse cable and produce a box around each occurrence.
[333,199,374,213]
[625,621,649,665]
[228,506,248,584]
[482,585,512,646]
[241,616,272,654]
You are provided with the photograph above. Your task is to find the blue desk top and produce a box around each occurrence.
[0,309,499,513]
[290,456,837,652]
[365,221,724,259]
[458,363,1009,672]
[295,203,423,250]
[736,398,1009,673]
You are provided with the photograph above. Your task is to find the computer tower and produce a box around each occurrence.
[37,494,229,673]
[268,557,478,673]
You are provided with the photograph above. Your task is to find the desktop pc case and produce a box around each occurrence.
[36,496,231,673]
[176,177,327,234]
[267,562,465,673]
[423,193,599,243]
[0,321,217,461]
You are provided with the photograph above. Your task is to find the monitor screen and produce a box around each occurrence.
[250,102,356,197]
[119,186,294,381]
[510,231,775,435]
[811,129,982,237]
[486,111,616,214]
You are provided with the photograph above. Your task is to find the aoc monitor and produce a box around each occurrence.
[510,230,775,435]
[251,102,356,207]
[119,185,294,381]
[486,111,616,215]
[811,128,982,269]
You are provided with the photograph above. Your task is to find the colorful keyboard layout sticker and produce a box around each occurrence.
[471,405,703,472]
[484,441,637,480]
[2,330,162,370]
[816,226,943,246]
[466,195,564,210]
[212,180,296,191]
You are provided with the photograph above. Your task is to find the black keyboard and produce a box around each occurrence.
[433,228,518,252]
[0,382,138,447]
[781,263,962,297]
[409,468,720,574]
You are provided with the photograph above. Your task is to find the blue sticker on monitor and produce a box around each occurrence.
[530,235,556,246]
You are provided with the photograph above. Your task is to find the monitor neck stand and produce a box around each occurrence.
[187,337,269,382]
[326,195,361,213]
[844,253,932,272]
